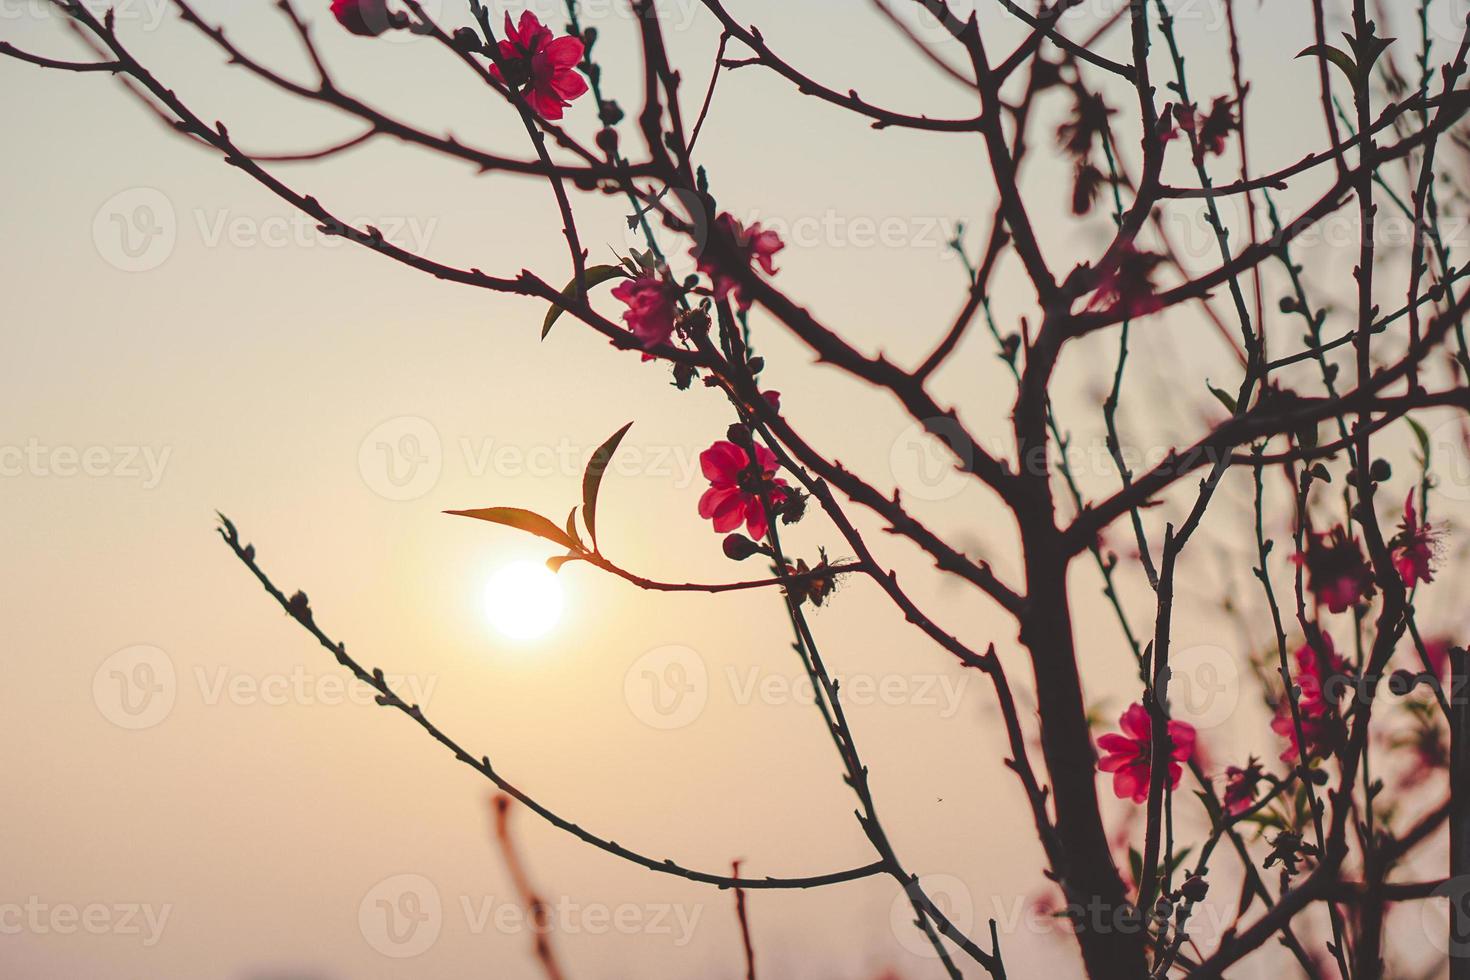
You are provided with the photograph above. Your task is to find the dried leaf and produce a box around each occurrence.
[445,507,581,552]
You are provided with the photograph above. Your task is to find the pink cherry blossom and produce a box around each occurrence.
[1222,762,1261,816]
[331,0,393,36]
[1391,492,1438,588]
[489,11,588,121]
[1096,703,1197,804]
[695,213,785,311]
[611,272,680,349]
[697,439,789,541]
[1271,636,1350,763]
[1087,242,1167,319]
[1293,526,1375,613]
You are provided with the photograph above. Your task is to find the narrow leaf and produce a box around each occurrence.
[565,508,586,552]
[547,554,586,574]
[1406,416,1431,467]
[542,265,625,339]
[445,507,581,552]
[1207,382,1238,413]
[583,421,634,549]
[1296,44,1360,91]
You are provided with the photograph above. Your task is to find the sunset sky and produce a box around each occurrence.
[2,0,1466,976]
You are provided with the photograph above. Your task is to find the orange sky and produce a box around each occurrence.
[2,0,1466,976]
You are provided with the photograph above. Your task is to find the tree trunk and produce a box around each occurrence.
[1021,537,1149,980]
[1451,647,1469,980]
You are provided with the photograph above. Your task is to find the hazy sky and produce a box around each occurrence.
[2,0,1467,977]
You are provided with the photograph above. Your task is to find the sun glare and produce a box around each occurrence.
[485,560,565,641]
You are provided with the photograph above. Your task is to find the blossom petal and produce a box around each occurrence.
[698,486,738,521]
[700,442,747,484]
[541,35,585,69]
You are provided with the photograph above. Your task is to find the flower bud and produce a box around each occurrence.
[722,533,761,561]
[1179,875,1209,903]
[595,126,620,156]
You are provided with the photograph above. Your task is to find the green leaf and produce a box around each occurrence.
[1343,29,1395,79]
[1237,880,1256,916]
[1296,43,1359,91]
[542,265,625,339]
[1207,382,1238,413]
[445,507,581,552]
[1406,416,1431,468]
[583,421,634,549]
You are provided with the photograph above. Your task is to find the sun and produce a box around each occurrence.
[484,560,565,641]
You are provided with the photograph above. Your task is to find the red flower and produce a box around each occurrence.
[331,0,394,36]
[611,272,680,349]
[1391,492,1438,588]
[489,11,588,120]
[1194,97,1240,159]
[695,213,785,311]
[1271,636,1350,763]
[1293,526,1375,613]
[1162,99,1239,161]
[1222,761,1262,816]
[1418,637,1453,679]
[697,439,789,541]
[1087,243,1167,319]
[1096,703,1197,803]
